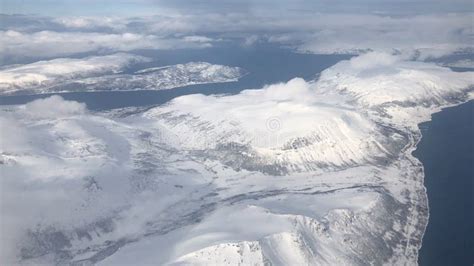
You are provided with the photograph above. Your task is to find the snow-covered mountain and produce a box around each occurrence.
[1,52,473,265]
[66,62,245,93]
[0,55,245,95]
[0,53,149,94]
[144,78,397,174]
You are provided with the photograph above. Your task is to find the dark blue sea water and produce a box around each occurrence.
[0,45,350,110]
[414,100,474,266]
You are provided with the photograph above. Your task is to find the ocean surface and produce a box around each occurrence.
[414,100,474,266]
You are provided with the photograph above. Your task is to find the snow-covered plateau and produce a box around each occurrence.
[0,52,473,265]
[0,54,245,95]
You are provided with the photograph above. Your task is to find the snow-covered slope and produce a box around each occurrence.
[144,78,398,174]
[1,52,473,265]
[0,53,149,94]
[67,62,245,92]
[0,57,245,95]
[316,52,473,108]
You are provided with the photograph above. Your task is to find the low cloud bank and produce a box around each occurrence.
[1,12,472,60]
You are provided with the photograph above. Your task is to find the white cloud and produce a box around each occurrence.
[22,95,87,118]
[2,12,473,59]
[349,51,400,70]
[150,12,473,58]
[52,16,126,30]
[243,35,259,46]
[0,30,213,59]
[265,13,473,59]
[183,35,214,43]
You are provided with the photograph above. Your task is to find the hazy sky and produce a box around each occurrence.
[2,0,473,16]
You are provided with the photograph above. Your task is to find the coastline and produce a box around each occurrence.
[412,99,474,265]
[372,95,474,264]
[411,126,430,265]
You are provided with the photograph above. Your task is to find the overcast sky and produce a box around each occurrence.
[1,0,472,64]
[2,0,473,16]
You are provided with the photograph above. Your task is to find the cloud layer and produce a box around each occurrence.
[0,29,213,60]
[1,9,472,61]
